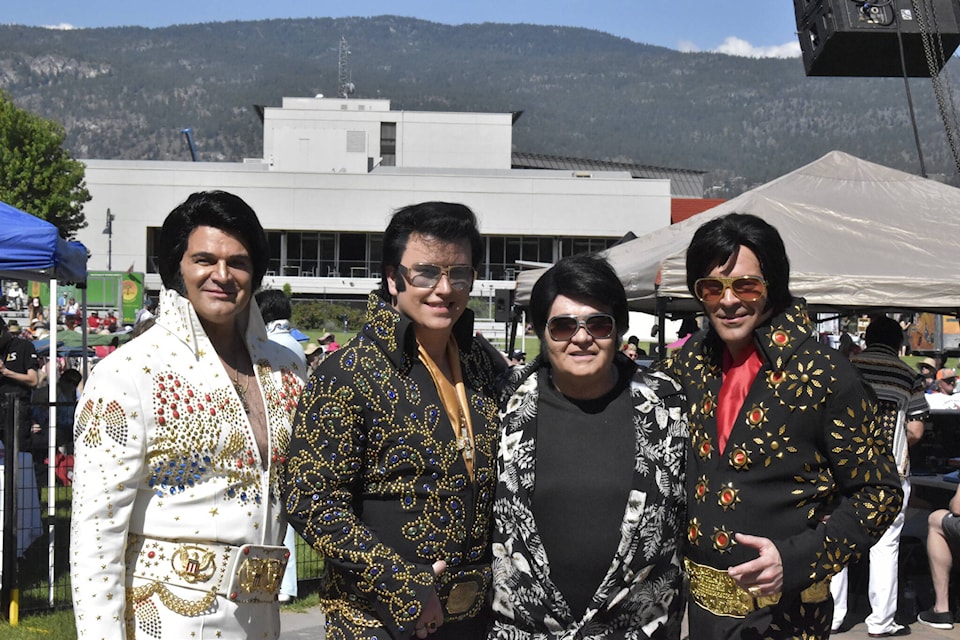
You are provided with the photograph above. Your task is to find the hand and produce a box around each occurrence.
[727,533,783,597]
[414,560,446,639]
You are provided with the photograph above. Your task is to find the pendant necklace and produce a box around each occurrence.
[418,339,476,481]
[234,367,250,413]
[456,407,474,461]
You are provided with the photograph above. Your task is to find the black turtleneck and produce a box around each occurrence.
[531,361,635,617]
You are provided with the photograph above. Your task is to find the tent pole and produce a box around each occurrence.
[656,295,667,359]
[80,289,89,381]
[507,306,519,356]
[46,281,58,607]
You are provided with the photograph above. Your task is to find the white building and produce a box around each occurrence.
[77,95,693,299]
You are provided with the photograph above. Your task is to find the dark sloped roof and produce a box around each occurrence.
[511,152,706,198]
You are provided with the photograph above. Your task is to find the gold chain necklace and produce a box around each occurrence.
[233,367,250,413]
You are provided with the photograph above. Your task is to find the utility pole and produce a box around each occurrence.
[103,208,115,270]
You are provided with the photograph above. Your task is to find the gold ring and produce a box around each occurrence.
[427,621,438,631]
[748,586,762,598]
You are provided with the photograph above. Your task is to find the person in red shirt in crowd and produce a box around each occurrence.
[103,311,119,333]
[320,332,341,354]
[94,336,120,359]
[87,311,101,332]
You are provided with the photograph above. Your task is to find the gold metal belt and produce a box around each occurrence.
[127,534,289,606]
[685,558,831,618]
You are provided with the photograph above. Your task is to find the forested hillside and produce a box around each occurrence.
[2,15,958,195]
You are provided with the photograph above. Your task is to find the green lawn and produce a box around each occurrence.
[0,609,76,639]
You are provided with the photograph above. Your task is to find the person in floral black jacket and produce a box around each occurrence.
[490,255,688,640]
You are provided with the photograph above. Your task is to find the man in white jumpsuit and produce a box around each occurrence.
[71,191,305,639]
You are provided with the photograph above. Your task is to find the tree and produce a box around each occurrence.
[0,90,89,239]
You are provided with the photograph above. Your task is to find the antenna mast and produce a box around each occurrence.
[337,36,356,99]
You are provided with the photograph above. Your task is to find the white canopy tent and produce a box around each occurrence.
[517,151,960,315]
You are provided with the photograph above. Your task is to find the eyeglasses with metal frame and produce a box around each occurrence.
[396,263,476,291]
[546,313,616,342]
[694,276,767,304]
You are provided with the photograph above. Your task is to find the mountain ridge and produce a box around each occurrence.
[2,15,957,196]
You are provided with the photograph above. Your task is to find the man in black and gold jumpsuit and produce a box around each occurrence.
[666,213,902,639]
[284,202,500,640]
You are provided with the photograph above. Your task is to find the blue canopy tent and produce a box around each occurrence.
[0,201,87,283]
[0,199,88,371]
[0,200,87,609]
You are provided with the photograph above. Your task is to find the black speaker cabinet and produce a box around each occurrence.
[795,0,960,76]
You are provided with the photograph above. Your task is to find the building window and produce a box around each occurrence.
[319,233,337,276]
[146,227,160,273]
[369,234,383,277]
[339,233,367,277]
[558,237,617,258]
[484,235,618,280]
[266,231,282,275]
[380,122,396,167]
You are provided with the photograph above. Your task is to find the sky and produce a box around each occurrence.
[3,1,802,58]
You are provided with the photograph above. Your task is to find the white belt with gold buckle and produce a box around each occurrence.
[127,533,289,603]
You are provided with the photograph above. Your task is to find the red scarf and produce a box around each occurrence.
[716,343,762,453]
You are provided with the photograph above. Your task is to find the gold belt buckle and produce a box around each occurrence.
[686,558,752,618]
[445,581,479,615]
[171,544,218,584]
[685,558,829,617]
[226,544,289,602]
